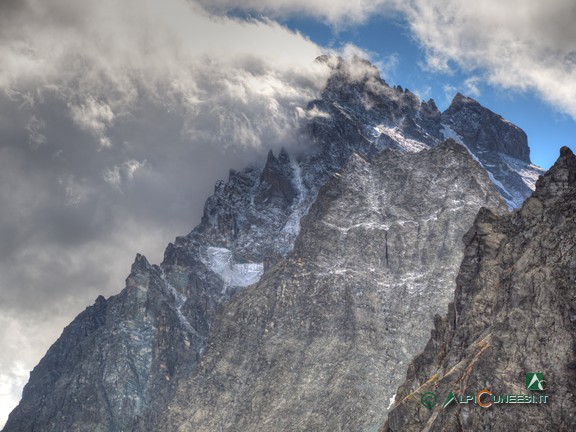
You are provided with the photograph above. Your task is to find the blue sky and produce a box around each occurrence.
[281,14,575,169]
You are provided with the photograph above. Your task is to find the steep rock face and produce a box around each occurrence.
[441,93,542,208]
[161,141,506,432]
[443,93,530,162]
[384,147,576,432]
[3,255,210,432]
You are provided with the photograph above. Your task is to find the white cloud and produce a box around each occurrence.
[103,159,149,189]
[0,363,29,428]
[57,174,94,206]
[296,105,331,120]
[401,0,576,118]
[25,115,47,149]
[0,0,331,152]
[463,76,481,98]
[69,97,115,148]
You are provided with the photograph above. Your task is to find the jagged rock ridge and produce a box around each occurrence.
[384,147,576,432]
[310,56,543,209]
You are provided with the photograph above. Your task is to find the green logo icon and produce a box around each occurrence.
[443,391,457,408]
[526,373,545,391]
[420,392,438,410]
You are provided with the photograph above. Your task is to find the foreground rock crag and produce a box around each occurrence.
[384,147,576,432]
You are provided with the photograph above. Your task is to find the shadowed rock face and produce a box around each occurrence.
[440,92,541,208]
[384,147,576,432]
[442,93,530,163]
[160,142,506,432]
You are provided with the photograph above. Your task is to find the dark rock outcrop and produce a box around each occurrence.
[254,148,298,211]
[441,93,541,207]
[384,147,576,431]
[443,93,530,162]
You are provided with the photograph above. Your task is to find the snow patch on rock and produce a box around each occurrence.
[160,271,202,339]
[442,124,520,208]
[201,247,263,290]
[501,153,544,190]
[388,394,396,410]
[374,125,429,153]
[281,157,308,239]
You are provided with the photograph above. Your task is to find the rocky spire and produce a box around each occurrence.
[533,146,576,198]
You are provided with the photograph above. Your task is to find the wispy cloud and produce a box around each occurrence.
[194,0,398,27]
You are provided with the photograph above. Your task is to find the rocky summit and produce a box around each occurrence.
[384,147,576,432]
[3,57,546,432]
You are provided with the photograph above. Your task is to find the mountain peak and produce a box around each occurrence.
[533,145,576,199]
[560,145,574,157]
[450,92,477,106]
[266,148,277,164]
[131,253,150,272]
[442,92,531,163]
